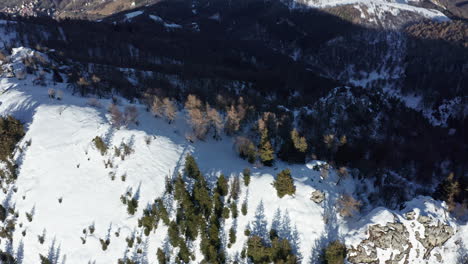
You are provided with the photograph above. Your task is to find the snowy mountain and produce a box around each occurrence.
[0,0,464,24]
[0,47,466,264]
[0,0,466,263]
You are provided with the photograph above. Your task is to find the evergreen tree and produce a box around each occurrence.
[241,200,248,216]
[273,169,296,198]
[168,221,180,247]
[258,129,274,166]
[156,248,166,264]
[230,176,241,200]
[193,175,212,219]
[243,168,251,186]
[155,199,170,225]
[216,174,229,196]
[246,235,298,264]
[323,241,346,264]
[229,227,237,244]
[230,202,238,218]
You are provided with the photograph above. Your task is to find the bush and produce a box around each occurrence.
[273,169,296,198]
[323,241,346,264]
[100,238,110,251]
[92,136,107,155]
[127,198,138,215]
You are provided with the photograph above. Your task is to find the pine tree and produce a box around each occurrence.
[273,169,296,198]
[258,129,274,166]
[243,168,251,186]
[323,241,346,264]
[230,176,241,200]
[156,248,167,264]
[241,200,248,216]
[193,177,212,220]
[216,174,229,196]
[168,221,180,247]
[185,155,201,179]
[230,202,238,218]
[229,227,236,244]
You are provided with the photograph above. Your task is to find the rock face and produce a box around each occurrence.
[348,214,455,264]
[348,222,412,264]
[310,190,325,204]
[416,216,455,259]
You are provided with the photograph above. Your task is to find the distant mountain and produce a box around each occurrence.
[1,0,467,22]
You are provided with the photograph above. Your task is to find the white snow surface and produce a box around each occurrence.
[148,15,182,29]
[125,11,144,20]
[0,48,465,263]
[294,0,449,22]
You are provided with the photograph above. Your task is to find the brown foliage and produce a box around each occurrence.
[337,194,361,217]
[162,98,177,123]
[109,104,123,128]
[124,105,138,126]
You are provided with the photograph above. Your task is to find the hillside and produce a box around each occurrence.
[0,0,466,263]
[0,47,466,263]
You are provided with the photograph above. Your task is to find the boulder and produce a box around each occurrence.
[310,190,325,204]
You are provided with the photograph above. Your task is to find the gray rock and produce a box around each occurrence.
[405,211,416,220]
[416,219,454,259]
[349,222,411,263]
[310,190,325,204]
[417,215,432,225]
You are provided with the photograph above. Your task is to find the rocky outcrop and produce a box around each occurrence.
[348,215,455,263]
[310,190,325,204]
[348,222,412,264]
[416,216,455,259]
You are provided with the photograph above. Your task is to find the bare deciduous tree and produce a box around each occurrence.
[187,108,208,140]
[109,104,123,128]
[151,96,164,118]
[206,104,224,140]
[225,105,240,135]
[124,106,138,126]
[337,194,361,217]
[185,94,202,111]
[163,98,177,124]
[237,97,247,121]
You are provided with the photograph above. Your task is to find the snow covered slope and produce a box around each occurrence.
[290,0,449,27]
[0,48,466,263]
